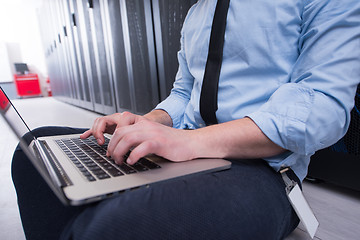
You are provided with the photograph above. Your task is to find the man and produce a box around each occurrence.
[12,0,360,239]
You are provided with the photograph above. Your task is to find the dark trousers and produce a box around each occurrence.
[12,127,299,240]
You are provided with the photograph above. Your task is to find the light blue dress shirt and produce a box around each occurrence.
[156,0,360,181]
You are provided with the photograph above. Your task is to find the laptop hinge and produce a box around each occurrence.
[33,140,72,187]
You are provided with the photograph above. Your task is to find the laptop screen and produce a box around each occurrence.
[0,86,70,204]
[0,87,10,111]
[0,87,33,140]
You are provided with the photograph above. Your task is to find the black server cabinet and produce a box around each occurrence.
[69,0,94,110]
[88,0,116,114]
[102,0,159,114]
[57,0,81,106]
[54,0,79,105]
[101,0,132,112]
[75,0,117,114]
[42,1,70,102]
[125,0,159,114]
[152,0,197,101]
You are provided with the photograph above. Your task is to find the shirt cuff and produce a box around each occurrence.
[246,83,314,155]
[155,96,188,129]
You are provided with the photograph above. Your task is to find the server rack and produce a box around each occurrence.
[152,0,197,101]
[88,0,116,114]
[69,0,93,110]
[54,0,78,105]
[101,0,132,113]
[101,0,159,114]
[57,0,81,106]
[38,0,195,115]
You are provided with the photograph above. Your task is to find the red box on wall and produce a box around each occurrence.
[14,73,42,97]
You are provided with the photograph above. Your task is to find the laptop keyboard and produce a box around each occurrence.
[55,136,161,182]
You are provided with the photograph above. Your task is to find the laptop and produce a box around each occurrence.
[0,87,231,206]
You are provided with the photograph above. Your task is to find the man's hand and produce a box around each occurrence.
[106,119,196,165]
[80,112,145,145]
[80,110,196,165]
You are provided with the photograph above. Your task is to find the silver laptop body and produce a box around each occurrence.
[0,87,231,206]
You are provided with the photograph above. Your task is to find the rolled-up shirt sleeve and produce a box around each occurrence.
[155,32,195,128]
[248,0,360,156]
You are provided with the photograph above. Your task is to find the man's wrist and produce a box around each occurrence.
[144,109,173,127]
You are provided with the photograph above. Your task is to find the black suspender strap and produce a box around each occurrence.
[199,0,230,125]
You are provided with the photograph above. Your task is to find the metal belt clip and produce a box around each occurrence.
[280,167,297,194]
